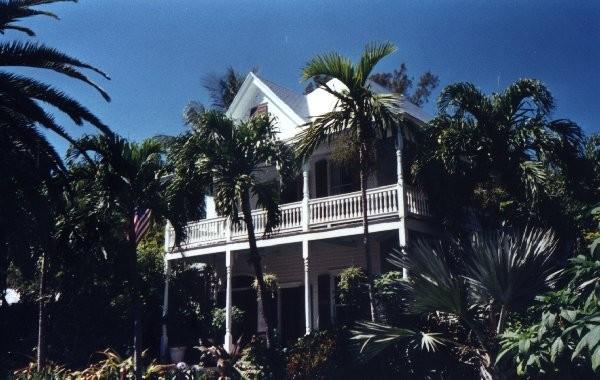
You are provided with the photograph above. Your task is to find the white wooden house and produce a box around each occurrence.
[161,72,438,353]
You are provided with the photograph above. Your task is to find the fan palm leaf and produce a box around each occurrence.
[350,321,442,362]
[464,228,559,332]
[388,239,470,318]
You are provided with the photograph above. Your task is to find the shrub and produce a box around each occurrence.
[13,349,222,380]
[286,330,342,380]
[337,266,370,323]
[236,335,285,379]
[373,271,406,325]
[210,306,245,339]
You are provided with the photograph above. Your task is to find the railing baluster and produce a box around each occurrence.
[177,185,429,249]
[388,190,392,213]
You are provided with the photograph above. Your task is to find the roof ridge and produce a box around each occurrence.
[255,74,304,97]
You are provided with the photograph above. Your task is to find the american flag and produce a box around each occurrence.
[134,208,152,245]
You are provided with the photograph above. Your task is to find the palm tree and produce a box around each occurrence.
[68,134,178,380]
[295,42,401,320]
[0,0,112,146]
[202,67,249,111]
[352,227,559,376]
[415,79,583,229]
[169,108,293,348]
[0,120,68,370]
[1,2,111,369]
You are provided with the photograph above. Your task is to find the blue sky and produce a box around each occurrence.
[7,0,600,153]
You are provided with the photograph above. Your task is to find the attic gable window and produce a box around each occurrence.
[250,103,268,117]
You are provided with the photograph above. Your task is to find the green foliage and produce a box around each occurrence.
[12,349,213,380]
[285,330,342,380]
[210,306,245,338]
[373,271,405,324]
[166,263,217,346]
[498,218,600,377]
[295,42,402,163]
[336,267,370,323]
[169,109,293,242]
[169,107,293,344]
[354,227,559,378]
[195,340,244,379]
[201,66,249,110]
[236,336,285,379]
[414,78,586,234]
[370,62,440,106]
[297,42,412,321]
[252,273,278,299]
[1,1,111,370]
[588,205,600,253]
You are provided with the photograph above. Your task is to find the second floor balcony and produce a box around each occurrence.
[166,184,431,250]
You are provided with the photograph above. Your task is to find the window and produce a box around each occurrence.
[250,103,268,117]
[376,136,397,186]
[315,159,328,197]
[330,161,359,195]
[281,174,303,204]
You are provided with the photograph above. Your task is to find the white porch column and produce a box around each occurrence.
[302,240,312,334]
[159,259,170,362]
[302,163,310,231]
[224,249,233,353]
[396,130,409,279]
[225,217,232,242]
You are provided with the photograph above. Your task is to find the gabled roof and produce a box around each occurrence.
[226,72,431,126]
[258,76,309,121]
[226,72,307,125]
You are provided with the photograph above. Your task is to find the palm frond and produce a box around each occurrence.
[464,227,559,312]
[496,78,554,118]
[202,66,246,110]
[389,241,470,317]
[437,82,491,122]
[302,51,356,89]
[519,160,548,202]
[350,321,441,362]
[293,107,353,161]
[0,0,75,36]
[252,181,281,235]
[357,41,396,86]
[0,41,111,100]
[0,72,110,133]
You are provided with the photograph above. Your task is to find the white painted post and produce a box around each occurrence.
[164,222,172,251]
[302,240,312,335]
[159,258,170,362]
[225,217,231,242]
[396,129,409,279]
[224,249,233,353]
[302,163,310,231]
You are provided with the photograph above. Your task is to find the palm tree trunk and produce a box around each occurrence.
[128,221,143,380]
[36,249,47,372]
[358,129,376,322]
[241,191,275,348]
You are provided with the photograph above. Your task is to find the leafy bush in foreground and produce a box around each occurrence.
[498,208,600,377]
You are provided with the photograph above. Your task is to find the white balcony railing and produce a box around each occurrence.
[168,184,431,249]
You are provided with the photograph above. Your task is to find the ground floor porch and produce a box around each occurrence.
[161,219,438,354]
